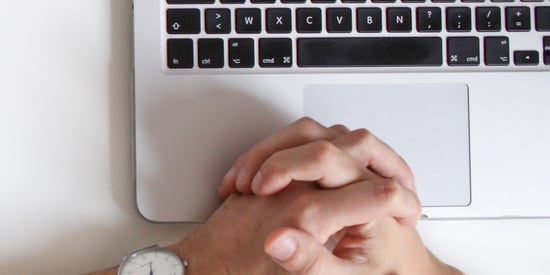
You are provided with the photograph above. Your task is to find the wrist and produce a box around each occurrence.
[172,226,229,275]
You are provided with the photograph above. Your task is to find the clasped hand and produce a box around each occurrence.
[175,117,458,275]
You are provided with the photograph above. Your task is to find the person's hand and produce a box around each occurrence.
[176,180,420,274]
[213,117,461,274]
[264,216,462,275]
[168,117,423,274]
[218,117,416,198]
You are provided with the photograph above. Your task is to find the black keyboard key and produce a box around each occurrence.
[514,50,539,65]
[536,7,550,31]
[167,39,194,68]
[236,9,261,33]
[342,0,366,2]
[229,38,255,68]
[387,8,412,32]
[311,0,336,2]
[167,9,200,34]
[296,8,322,33]
[446,7,472,32]
[251,0,276,3]
[167,0,214,3]
[372,0,396,2]
[205,9,230,34]
[259,38,292,67]
[447,37,480,65]
[432,0,455,2]
[326,8,352,33]
[198,39,224,68]
[220,0,245,3]
[544,36,550,65]
[357,8,382,32]
[476,7,501,31]
[403,0,426,3]
[417,7,442,32]
[266,8,292,33]
[484,37,510,65]
[297,37,442,67]
[281,0,306,3]
[506,7,531,31]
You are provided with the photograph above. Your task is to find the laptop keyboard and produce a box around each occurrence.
[164,0,550,71]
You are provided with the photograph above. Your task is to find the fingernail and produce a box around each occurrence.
[251,172,263,193]
[267,234,297,262]
[223,167,237,184]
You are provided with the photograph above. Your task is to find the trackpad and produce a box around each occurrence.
[304,84,471,206]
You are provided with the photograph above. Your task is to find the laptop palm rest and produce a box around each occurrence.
[304,84,471,207]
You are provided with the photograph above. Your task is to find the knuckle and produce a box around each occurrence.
[309,140,337,165]
[377,179,400,204]
[294,117,327,137]
[329,124,349,134]
[292,196,323,235]
[300,254,323,275]
[350,128,375,145]
[377,179,422,218]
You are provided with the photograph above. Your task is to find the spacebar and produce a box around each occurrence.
[297,37,442,67]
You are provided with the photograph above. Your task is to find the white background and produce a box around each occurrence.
[1,1,549,274]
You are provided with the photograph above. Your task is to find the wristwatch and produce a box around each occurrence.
[118,245,187,275]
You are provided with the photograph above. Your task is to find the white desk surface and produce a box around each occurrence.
[1,1,549,274]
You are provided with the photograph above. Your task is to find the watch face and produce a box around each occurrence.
[119,247,184,275]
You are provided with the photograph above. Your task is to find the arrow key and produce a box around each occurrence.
[514,50,539,65]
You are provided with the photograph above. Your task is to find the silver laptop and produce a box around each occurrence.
[132,0,550,222]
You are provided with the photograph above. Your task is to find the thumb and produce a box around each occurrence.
[265,227,349,275]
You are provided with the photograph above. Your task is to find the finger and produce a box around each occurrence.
[265,227,356,275]
[332,129,416,192]
[328,124,350,135]
[250,140,377,195]
[218,117,341,199]
[295,179,421,242]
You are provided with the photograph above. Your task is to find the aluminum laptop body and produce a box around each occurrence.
[133,0,550,222]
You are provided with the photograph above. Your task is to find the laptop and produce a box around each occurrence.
[132,0,550,222]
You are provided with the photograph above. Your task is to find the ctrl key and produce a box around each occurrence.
[167,39,194,69]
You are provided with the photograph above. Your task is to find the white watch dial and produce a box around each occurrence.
[118,247,184,275]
